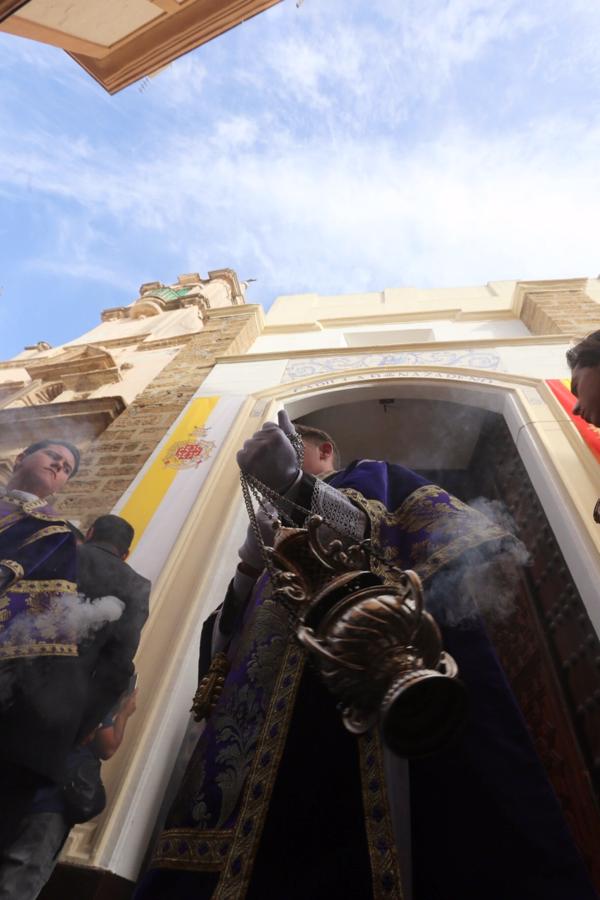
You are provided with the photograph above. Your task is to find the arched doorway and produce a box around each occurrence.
[281,376,600,885]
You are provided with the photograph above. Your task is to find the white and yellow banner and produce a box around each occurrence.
[113,394,245,582]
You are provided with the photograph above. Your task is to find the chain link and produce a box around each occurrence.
[239,428,404,627]
[240,473,309,626]
[240,426,312,626]
[240,469,396,575]
[288,431,305,469]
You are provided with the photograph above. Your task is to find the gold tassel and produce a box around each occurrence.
[190,652,230,722]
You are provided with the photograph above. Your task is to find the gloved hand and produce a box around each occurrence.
[236,410,300,493]
[238,503,279,571]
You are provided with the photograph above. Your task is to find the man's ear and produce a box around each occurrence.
[85,527,94,542]
[320,441,334,460]
[12,452,24,470]
[121,550,130,561]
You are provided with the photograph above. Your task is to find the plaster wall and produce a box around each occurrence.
[0,366,30,384]
[266,281,517,326]
[85,347,182,405]
[250,318,530,355]
[67,306,203,346]
[498,344,571,380]
[202,339,572,398]
[202,278,237,309]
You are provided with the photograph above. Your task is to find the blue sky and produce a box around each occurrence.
[1,0,600,358]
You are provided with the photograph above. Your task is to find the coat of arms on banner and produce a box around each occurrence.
[163,426,216,469]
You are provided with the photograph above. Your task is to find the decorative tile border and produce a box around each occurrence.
[283,349,503,382]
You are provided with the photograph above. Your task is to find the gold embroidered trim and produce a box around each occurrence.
[6,579,77,594]
[0,641,78,660]
[0,559,24,583]
[342,484,508,584]
[0,494,46,511]
[213,640,306,900]
[23,500,66,524]
[152,829,234,872]
[1,493,60,516]
[0,513,23,538]
[18,525,71,550]
[1,495,70,526]
[358,730,404,900]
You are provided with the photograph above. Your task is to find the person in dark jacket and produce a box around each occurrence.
[0,681,139,900]
[0,497,150,856]
[0,440,81,853]
[76,514,151,740]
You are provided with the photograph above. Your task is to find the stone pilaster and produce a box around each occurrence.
[515,279,600,336]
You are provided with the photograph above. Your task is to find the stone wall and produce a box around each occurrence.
[519,280,600,336]
[56,305,263,528]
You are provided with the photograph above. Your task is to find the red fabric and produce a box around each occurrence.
[547,379,600,463]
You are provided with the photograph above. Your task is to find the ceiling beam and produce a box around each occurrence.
[0,0,30,26]
[0,13,109,58]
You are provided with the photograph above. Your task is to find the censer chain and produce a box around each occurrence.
[240,468,401,605]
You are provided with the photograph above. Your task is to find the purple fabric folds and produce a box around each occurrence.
[0,498,77,660]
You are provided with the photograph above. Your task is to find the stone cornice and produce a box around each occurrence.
[0,396,126,450]
[0,379,64,410]
[204,303,264,322]
[262,308,520,333]
[134,334,196,352]
[262,322,325,334]
[314,308,465,328]
[215,333,578,366]
[206,268,245,304]
[70,334,152,350]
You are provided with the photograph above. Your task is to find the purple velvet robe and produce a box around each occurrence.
[137,462,597,900]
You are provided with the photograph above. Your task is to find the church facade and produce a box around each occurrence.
[1,273,600,896]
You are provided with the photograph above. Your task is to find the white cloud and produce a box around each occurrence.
[3,113,597,298]
[214,115,259,148]
[241,0,541,125]
[145,55,207,106]
[1,0,600,344]
[28,258,128,289]
[24,214,129,288]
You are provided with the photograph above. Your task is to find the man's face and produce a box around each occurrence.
[571,364,600,428]
[12,444,76,498]
[302,439,334,477]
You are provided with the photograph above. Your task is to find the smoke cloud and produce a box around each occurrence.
[424,496,530,627]
[1,592,124,648]
[0,593,124,707]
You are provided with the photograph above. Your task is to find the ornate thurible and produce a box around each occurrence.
[269,517,467,759]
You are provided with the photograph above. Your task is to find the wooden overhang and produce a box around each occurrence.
[0,0,282,94]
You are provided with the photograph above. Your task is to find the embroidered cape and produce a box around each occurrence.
[136,460,556,900]
[138,462,595,900]
[0,494,78,660]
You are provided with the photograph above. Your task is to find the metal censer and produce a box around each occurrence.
[269,516,467,758]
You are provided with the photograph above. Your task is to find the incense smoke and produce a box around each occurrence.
[6,592,124,646]
[424,497,530,627]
